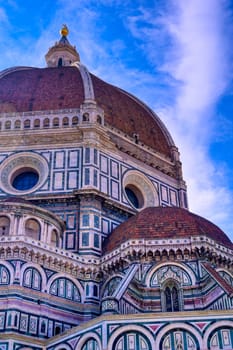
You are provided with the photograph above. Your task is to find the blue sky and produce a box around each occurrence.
[0,0,233,240]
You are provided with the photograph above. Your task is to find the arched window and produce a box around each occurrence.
[55,325,62,335]
[81,339,100,350]
[209,327,233,350]
[7,313,12,326]
[53,117,59,127]
[165,286,179,311]
[72,116,79,126]
[50,278,81,302]
[62,117,69,127]
[93,285,98,297]
[43,118,50,128]
[162,280,181,312]
[51,229,59,247]
[0,216,10,236]
[14,313,18,327]
[34,119,40,128]
[58,58,63,67]
[161,329,198,350]
[5,121,11,130]
[23,267,42,290]
[86,284,89,296]
[14,120,21,129]
[0,265,10,284]
[82,113,89,122]
[40,320,46,334]
[25,219,41,240]
[97,115,102,124]
[113,332,151,350]
[24,119,30,129]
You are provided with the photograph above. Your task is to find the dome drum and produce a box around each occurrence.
[0,107,105,133]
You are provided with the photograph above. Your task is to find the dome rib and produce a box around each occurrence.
[0,66,35,80]
[72,62,95,101]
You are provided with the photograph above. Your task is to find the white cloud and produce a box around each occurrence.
[156,0,233,238]
[165,1,229,117]
[122,1,233,238]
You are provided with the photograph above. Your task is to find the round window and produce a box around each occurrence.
[0,152,48,195]
[123,170,158,210]
[125,185,144,209]
[12,168,39,191]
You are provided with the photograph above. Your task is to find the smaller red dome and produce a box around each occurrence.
[103,207,233,254]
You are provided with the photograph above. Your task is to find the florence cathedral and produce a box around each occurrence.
[0,25,232,350]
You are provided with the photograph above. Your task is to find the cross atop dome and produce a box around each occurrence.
[45,25,80,67]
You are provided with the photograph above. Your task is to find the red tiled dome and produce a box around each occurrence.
[0,66,172,157]
[103,207,233,253]
[0,67,85,112]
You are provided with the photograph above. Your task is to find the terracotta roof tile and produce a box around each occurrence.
[0,66,172,157]
[91,74,171,156]
[103,207,233,254]
[0,67,84,112]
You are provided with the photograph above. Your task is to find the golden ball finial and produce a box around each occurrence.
[60,24,69,37]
